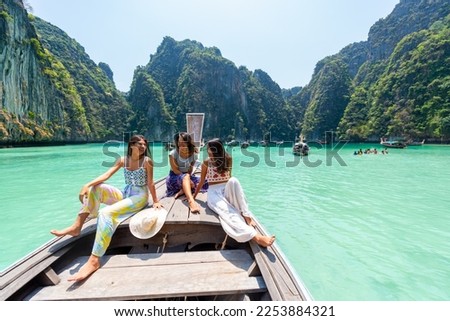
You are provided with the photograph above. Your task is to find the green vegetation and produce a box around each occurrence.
[338,14,450,141]
[1,10,13,22]
[128,36,294,141]
[2,0,450,144]
[31,16,132,140]
[297,1,450,142]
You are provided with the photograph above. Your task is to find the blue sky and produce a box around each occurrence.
[26,0,400,92]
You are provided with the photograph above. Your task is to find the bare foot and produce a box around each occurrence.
[51,213,89,237]
[174,190,185,199]
[50,225,82,237]
[254,234,275,247]
[244,216,256,227]
[68,256,101,282]
[188,199,200,214]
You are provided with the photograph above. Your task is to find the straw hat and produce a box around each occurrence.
[129,207,168,239]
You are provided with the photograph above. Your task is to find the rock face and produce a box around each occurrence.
[31,16,132,141]
[0,0,131,144]
[0,0,69,142]
[290,0,450,142]
[3,0,450,144]
[128,37,294,142]
[1,0,293,145]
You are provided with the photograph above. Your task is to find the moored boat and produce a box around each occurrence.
[380,138,407,149]
[293,142,309,156]
[240,141,250,149]
[406,139,425,146]
[225,140,239,147]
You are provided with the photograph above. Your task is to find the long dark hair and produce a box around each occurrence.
[207,138,231,173]
[174,132,195,155]
[127,134,150,159]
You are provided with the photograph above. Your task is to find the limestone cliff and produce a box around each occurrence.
[129,37,293,141]
[0,0,90,143]
[0,0,131,145]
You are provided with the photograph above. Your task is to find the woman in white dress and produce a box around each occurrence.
[193,138,275,247]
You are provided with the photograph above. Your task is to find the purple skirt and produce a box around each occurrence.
[165,170,208,197]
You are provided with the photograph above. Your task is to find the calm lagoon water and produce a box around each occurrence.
[1,142,449,300]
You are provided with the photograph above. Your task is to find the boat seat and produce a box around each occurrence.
[25,249,266,301]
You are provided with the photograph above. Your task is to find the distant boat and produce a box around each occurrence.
[406,139,425,146]
[307,139,327,146]
[380,138,407,149]
[241,141,250,149]
[293,134,310,156]
[293,142,309,156]
[259,140,272,147]
[226,140,239,147]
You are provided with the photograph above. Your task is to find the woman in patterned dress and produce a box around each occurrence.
[50,134,162,282]
[165,132,207,213]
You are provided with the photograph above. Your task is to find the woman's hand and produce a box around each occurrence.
[79,185,89,203]
[153,202,163,209]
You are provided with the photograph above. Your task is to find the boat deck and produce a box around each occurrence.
[26,249,266,300]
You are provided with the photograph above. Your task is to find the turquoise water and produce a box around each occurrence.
[1,142,449,300]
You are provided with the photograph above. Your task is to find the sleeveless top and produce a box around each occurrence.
[207,161,231,183]
[124,157,148,186]
[170,149,197,173]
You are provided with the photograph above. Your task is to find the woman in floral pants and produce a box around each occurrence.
[50,134,162,282]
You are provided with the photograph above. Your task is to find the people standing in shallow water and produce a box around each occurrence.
[165,132,207,213]
[50,134,162,282]
[192,138,275,247]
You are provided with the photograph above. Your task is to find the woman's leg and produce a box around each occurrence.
[68,190,148,282]
[51,184,123,237]
[182,174,200,213]
[174,189,185,199]
[207,184,257,242]
[50,212,90,237]
[224,177,256,226]
[165,171,183,197]
[67,254,101,282]
[220,179,275,247]
[91,194,147,257]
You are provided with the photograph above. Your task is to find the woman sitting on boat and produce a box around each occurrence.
[192,138,275,247]
[165,132,207,213]
[50,134,162,282]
